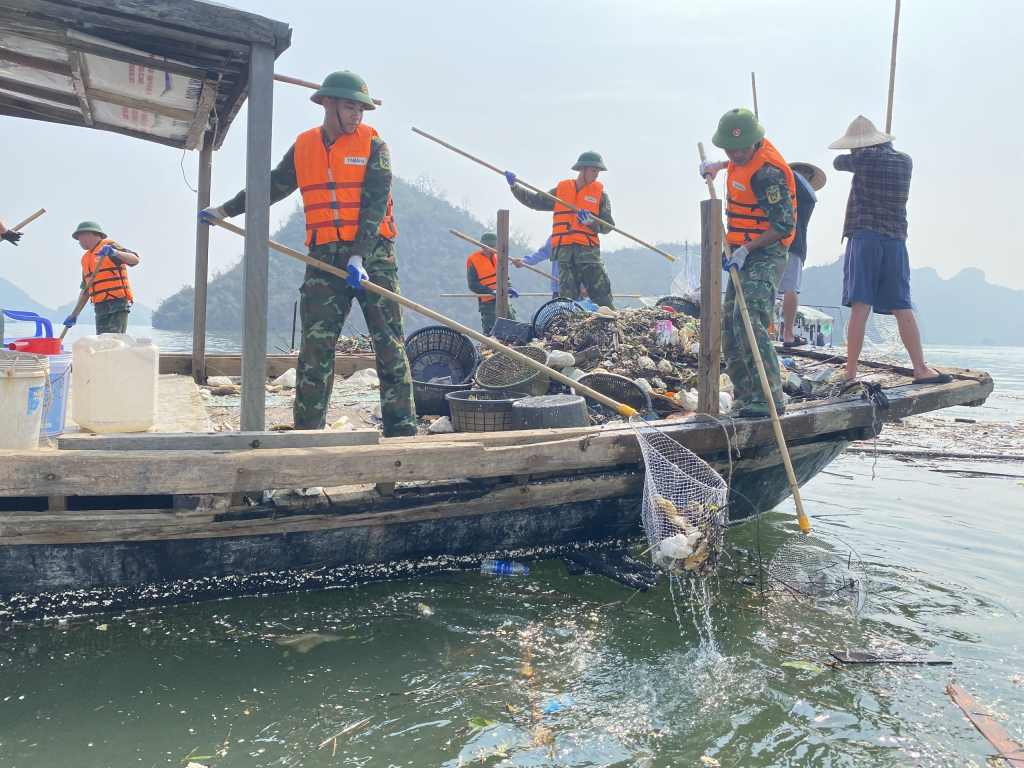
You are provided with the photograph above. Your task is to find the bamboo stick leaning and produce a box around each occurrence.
[274,73,383,106]
[413,128,675,263]
[697,141,810,534]
[0,208,46,242]
[205,217,639,418]
[449,229,557,282]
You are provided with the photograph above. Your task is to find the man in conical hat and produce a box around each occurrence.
[830,116,949,385]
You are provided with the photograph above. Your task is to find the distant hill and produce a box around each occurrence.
[798,259,1024,346]
[0,276,152,328]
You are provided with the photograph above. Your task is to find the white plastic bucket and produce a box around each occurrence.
[0,350,49,449]
[72,334,159,433]
[41,350,73,439]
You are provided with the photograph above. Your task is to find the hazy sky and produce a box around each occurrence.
[2,0,1021,311]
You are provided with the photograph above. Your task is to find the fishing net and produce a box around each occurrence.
[768,532,868,614]
[631,420,729,578]
[474,346,549,396]
[848,311,904,358]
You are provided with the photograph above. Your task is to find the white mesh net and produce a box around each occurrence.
[768,532,869,614]
[631,420,729,578]
[848,311,904,358]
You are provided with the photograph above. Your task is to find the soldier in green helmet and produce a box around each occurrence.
[466,231,517,334]
[201,71,416,438]
[504,151,617,309]
[700,108,796,417]
[64,220,140,335]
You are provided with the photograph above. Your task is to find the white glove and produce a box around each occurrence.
[198,205,225,225]
[724,244,749,272]
[699,160,725,181]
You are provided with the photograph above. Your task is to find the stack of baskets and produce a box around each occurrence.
[531,297,585,338]
[406,326,478,416]
[475,346,550,398]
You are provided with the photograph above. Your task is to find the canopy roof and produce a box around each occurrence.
[0,0,290,151]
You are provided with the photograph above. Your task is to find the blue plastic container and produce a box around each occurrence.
[40,351,72,439]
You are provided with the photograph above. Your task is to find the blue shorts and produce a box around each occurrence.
[842,231,912,314]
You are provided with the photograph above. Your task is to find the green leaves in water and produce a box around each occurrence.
[467,716,500,732]
[781,660,825,674]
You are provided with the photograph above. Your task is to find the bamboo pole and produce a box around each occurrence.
[697,142,810,533]
[751,72,759,120]
[450,229,557,282]
[206,217,638,417]
[413,127,675,262]
[274,73,383,106]
[440,293,642,298]
[885,0,902,133]
[1,208,45,240]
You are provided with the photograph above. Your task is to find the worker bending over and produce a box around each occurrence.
[202,70,416,437]
[66,221,140,334]
[700,109,796,418]
[466,231,518,335]
[505,152,617,309]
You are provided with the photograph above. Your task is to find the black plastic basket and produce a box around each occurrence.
[655,295,701,319]
[445,390,527,432]
[577,371,652,412]
[406,326,479,416]
[531,298,585,337]
[475,346,550,397]
[490,317,534,345]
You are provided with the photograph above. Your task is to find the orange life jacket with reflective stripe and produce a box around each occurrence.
[551,179,602,248]
[467,250,497,303]
[294,124,397,247]
[80,239,133,304]
[725,138,797,247]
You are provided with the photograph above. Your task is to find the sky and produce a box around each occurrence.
[2,0,1022,311]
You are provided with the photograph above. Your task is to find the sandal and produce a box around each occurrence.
[782,336,808,348]
[912,372,953,385]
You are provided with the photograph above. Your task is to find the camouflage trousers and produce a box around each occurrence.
[721,248,788,409]
[476,299,515,336]
[94,298,130,334]
[295,253,416,437]
[554,244,615,310]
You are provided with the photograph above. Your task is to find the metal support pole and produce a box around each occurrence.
[697,199,723,414]
[495,209,510,320]
[239,42,274,431]
[190,132,214,384]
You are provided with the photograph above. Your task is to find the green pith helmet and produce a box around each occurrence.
[571,150,607,171]
[480,231,498,247]
[71,220,105,239]
[711,108,765,150]
[311,70,376,110]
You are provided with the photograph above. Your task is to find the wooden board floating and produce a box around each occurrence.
[946,684,1024,767]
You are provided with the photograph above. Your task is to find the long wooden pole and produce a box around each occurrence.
[274,73,382,106]
[450,229,557,282]
[0,208,45,241]
[885,0,902,134]
[697,142,810,533]
[191,135,214,383]
[751,72,759,120]
[207,218,638,417]
[60,253,104,341]
[413,127,675,262]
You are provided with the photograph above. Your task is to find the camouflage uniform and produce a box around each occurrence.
[721,163,795,411]
[510,184,617,309]
[81,241,135,334]
[222,130,417,437]
[466,260,515,335]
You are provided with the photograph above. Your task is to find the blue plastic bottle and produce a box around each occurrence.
[480,558,529,576]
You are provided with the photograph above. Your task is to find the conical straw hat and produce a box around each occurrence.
[789,162,827,191]
[828,116,894,149]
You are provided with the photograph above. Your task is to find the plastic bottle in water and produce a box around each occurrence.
[480,558,529,576]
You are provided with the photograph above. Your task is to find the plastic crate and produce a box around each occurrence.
[490,317,534,345]
[445,390,527,432]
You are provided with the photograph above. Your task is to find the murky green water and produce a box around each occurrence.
[1,347,1022,767]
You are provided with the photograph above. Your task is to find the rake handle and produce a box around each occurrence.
[449,229,558,282]
[274,73,383,106]
[697,142,809,533]
[207,217,637,418]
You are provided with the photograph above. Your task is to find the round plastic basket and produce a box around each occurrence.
[576,371,652,412]
[655,295,700,319]
[445,390,527,432]
[405,326,479,416]
[475,346,550,397]
[531,298,585,337]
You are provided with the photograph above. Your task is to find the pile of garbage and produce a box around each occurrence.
[336,335,374,354]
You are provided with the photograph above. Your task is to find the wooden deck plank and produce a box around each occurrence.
[58,429,380,451]
[158,353,375,379]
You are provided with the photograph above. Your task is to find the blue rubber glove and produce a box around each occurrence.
[198,206,225,226]
[99,244,115,258]
[508,288,519,299]
[723,244,749,272]
[576,209,592,227]
[63,315,77,329]
[346,255,368,290]
[504,171,516,187]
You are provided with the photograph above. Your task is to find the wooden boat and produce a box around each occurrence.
[0,348,993,620]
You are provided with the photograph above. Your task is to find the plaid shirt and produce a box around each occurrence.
[833,143,912,241]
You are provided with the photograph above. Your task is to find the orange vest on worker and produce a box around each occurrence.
[467,250,497,303]
[294,124,397,247]
[551,179,603,248]
[81,239,133,304]
[725,138,797,247]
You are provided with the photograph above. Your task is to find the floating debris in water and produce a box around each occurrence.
[272,632,342,653]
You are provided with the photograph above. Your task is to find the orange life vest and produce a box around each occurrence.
[725,137,797,247]
[467,250,497,303]
[551,179,603,248]
[295,124,397,247]
[80,239,133,304]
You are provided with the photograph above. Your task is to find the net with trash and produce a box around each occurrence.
[475,345,550,397]
[767,533,869,614]
[631,421,729,578]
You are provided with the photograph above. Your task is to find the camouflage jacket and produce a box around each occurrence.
[510,183,615,235]
[222,129,394,267]
[746,163,796,241]
[467,261,514,296]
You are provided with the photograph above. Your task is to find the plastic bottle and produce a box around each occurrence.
[480,558,529,576]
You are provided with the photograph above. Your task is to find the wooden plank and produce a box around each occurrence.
[0,75,80,107]
[496,209,509,320]
[946,684,1024,767]
[191,135,213,384]
[58,429,380,451]
[239,42,274,431]
[87,87,195,122]
[67,50,94,125]
[184,80,218,151]
[0,46,73,76]
[698,198,723,414]
[0,92,84,124]
[158,353,375,378]
[65,37,214,81]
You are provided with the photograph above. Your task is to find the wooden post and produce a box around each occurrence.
[886,0,901,134]
[191,132,214,384]
[495,209,510,320]
[698,199,723,414]
[239,42,275,431]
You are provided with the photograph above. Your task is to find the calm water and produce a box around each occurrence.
[0,350,1021,767]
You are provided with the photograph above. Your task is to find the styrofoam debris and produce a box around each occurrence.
[346,368,380,388]
[427,416,454,434]
[545,350,575,369]
[272,368,296,388]
[657,359,673,375]
[207,375,233,387]
[633,377,654,393]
